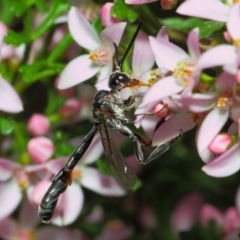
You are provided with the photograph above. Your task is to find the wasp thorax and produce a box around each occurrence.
[173,59,196,87]
[108,72,132,90]
[89,47,111,66]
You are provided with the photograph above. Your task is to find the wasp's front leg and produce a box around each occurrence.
[123,95,135,110]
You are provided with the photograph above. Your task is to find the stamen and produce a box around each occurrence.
[72,169,82,180]
[89,47,111,66]
[233,39,240,47]
[173,59,195,87]
[217,97,229,108]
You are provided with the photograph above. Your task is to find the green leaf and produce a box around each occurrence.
[47,32,73,63]
[161,17,225,39]
[20,61,64,83]
[4,30,31,46]
[92,16,103,35]
[10,0,36,17]
[0,117,15,135]
[112,0,138,23]
[32,0,70,40]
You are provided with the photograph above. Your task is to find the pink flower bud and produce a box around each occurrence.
[100,3,120,27]
[208,133,233,155]
[161,0,178,10]
[223,31,232,43]
[154,103,169,118]
[28,114,50,136]
[224,207,240,234]
[27,137,54,163]
[200,204,224,228]
[60,98,82,118]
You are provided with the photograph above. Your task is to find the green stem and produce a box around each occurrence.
[139,5,161,32]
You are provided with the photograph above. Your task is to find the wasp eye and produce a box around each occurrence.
[108,72,131,90]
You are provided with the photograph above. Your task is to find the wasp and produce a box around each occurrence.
[38,23,180,223]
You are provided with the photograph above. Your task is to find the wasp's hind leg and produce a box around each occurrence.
[142,130,183,165]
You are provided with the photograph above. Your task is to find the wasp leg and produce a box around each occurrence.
[105,118,147,163]
[142,130,183,165]
[38,124,98,223]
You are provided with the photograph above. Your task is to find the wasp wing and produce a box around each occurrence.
[98,118,137,188]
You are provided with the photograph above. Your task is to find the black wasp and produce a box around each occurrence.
[38,23,181,223]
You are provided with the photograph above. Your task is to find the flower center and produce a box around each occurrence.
[233,0,240,4]
[16,169,29,190]
[233,39,240,47]
[15,229,35,240]
[216,96,233,109]
[89,47,111,66]
[71,169,82,180]
[173,59,196,87]
[148,68,168,86]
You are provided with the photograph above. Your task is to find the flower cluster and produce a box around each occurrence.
[2,0,240,239]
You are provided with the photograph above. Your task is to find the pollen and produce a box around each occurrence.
[173,59,195,87]
[15,229,35,240]
[217,97,228,108]
[148,68,167,86]
[89,47,111,66]
[233,39,240,47]
[16,170,29,191]
[233,0,240,4]
[71,169,82,180]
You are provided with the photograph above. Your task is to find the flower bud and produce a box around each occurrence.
[28,114,50,136]
[161,0,178,10]
[223,31,232,43]
[154,103,169,118]
[100,3,120,27]
[27,137,54,163]
[208,133,233,155]
[60,98,82,118]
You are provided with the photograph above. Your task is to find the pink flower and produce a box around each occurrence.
[100,3,121,27]
[27,137,54,163]
[196,73,240,176]
[141,28,201,109]
[200,204,240,237]
[0,158,45,220]
[58,7,126,89]
[33,134,126,226]
[96,220,133,240]
[176,0,232,22]
[0,197,84,240]
[28,114,50,136]
[171,192,204,233]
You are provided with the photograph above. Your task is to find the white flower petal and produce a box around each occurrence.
[68,7,101,50]
[202,143,240,177]
[0,178,22,220]
[152,113,196,146]
[58,55,100,89]
[142,76,184,106]
[51,183,84,226]
[196,108,229,163]
[80,167,126,196]
[0,77,23,113]
[177,0,229,22]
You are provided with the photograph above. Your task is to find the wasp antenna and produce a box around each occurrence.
[119,22,142,71]
[113,42,120,71]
